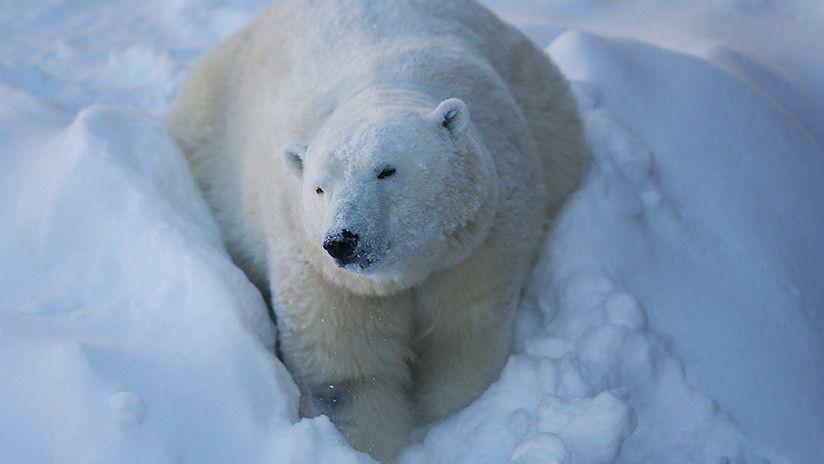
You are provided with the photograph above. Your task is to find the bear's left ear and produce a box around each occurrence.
[429,98,469,141]
[283,142,308,177]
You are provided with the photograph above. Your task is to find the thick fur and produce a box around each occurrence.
[167,0,587,461]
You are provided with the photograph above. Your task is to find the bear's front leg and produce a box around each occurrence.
[273,263,415,462]
[307,378,411,460]
[412,293,516,425]
[411,238,524,425]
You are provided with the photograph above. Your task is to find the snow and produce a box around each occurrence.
[1,1,822,464]
[547,32,824,463]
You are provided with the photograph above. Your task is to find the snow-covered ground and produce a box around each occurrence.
[1,1,822,463]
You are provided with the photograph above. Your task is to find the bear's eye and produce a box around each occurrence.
[377,167,396,179]
[315,187,324,194]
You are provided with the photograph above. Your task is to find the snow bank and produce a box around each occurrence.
[548,32,824,463]
[2,1,823,463]
[0,105,368,464]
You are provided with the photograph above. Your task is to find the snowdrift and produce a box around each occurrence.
[0,105,368,463]
[548,32,824,463]
[1,4,823,464]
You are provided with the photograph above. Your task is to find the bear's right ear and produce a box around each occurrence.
[283,142,308,177]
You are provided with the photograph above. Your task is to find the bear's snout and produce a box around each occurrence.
[323,229,360,264]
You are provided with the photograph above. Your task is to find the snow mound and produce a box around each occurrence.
[549,31,824,463]
[0,105,368,464]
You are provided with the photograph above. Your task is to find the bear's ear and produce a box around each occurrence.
[429,98,469,141]
[283,142,308,177]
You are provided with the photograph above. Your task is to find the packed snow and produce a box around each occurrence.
[1,1,822,463]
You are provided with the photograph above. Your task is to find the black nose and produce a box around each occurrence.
[323,229,359,263]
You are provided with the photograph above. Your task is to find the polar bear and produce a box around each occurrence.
[167,0,587,461]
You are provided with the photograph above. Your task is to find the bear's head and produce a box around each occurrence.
[283,95,498,295]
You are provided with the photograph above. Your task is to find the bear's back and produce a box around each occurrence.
[259,0,514,52]
[237,0,526,120]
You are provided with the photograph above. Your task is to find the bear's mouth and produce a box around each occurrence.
[333,243,390,274]
[335,254,373,271]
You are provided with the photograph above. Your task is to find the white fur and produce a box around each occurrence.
[167,0,587,461]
